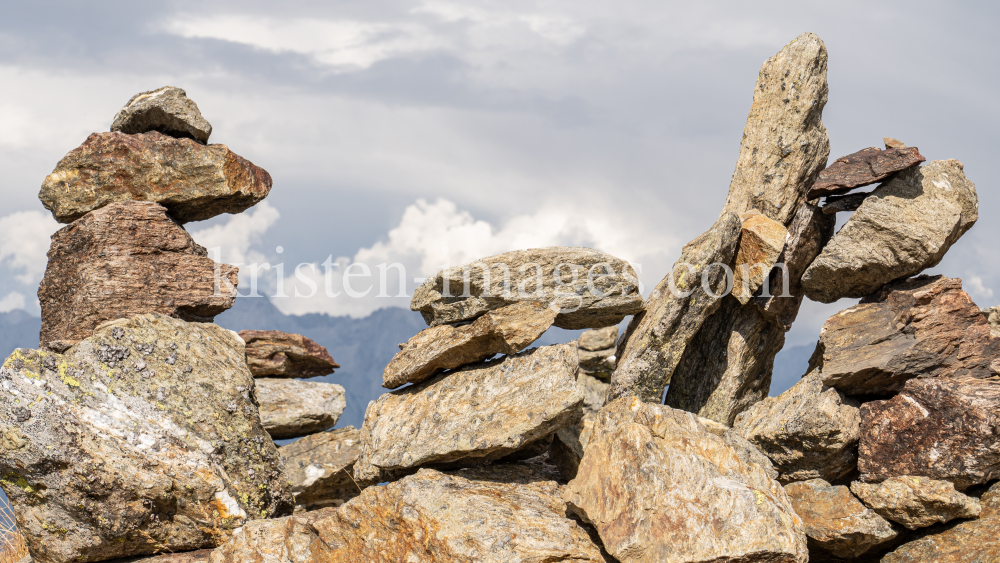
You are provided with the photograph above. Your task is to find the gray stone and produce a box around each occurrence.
[578,326,617,351]
[851,476,981,530]
[111,86,213,143]
[548,372,607,481]
[278,427,362,513]
[254,378,345,440]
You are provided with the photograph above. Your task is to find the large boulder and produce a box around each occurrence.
[802,160,979,303]
[733,369,861,483]
[279,426,362,512]
[850,476,981,530]
[564,397,808,563]
[39,131,272,224]
[806,146,925,199]
[859,377,1000,490]
[0,314,292,563]
[238,330,339,379]
[383,301,556,389]
[254,378,346,440]
[410,247,644,330]
[110,86,213,144]
[38,201,238,350]
[353,344,583,484]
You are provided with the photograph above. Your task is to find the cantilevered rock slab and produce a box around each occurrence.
[806,146,925,199]
[851,476,981,530]
[0,314,292,563]
[785,479,898,560]
[39,131,272,224]
[111,86,213,143]
[731,212,788,304]
[255,378,346,440]
[354,343,583,484]
[279,427,362,512]
[239,330,339,379]
[383,301,556,389]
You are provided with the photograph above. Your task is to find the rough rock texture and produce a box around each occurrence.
[110,86,213,144]
[578,326,617,380]
[579,326,617,351]
[209,465,606,563]
[802,160,979,303]
[859,377,1000,490]
[254,378,345,440]
[806,146,926,199]
[548,372,607,481]
[39,131,272,224]
[38,201,238,350]
[822,192,868,214]
[354,344,583,484]
[383,301,556,389]
[238,331,338,379]
[0,314,292,563]
[816,276,1000,396]
[884,137,907,149]
[784,479,898,559]
[731,212,788,304]
[850,476,981,530]
[279,427,362,513]
[984,305,1000,338]
[113,550,214,562]
[410,247,644,330]
[734,369,861,483]
[564,397,807,563]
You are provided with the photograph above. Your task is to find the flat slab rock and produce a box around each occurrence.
[111,86,213,144]
[278,426,362,512]
[806,146,926,199]
[784,479,897,560]
[850,476,981,530]
[815,275,1000,396]
[0,314,292,563]
[859,377,1000,490]
[255,378,345,440]
[238,330,339,379]
[354,343,584,484]
[564,397,807,563]
[38,201,238,349]
[802,160,978,303]
[410,247,644,330]
[383,301,556,389]
[39,131,272,224]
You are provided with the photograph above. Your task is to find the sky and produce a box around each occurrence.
[0,1,998,352]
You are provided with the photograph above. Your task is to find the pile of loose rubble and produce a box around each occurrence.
[1,34,997,563]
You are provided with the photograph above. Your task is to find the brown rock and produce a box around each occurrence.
[110,86,213,143]
[850,476,981,530]
[881,496,1000,562]
[806,146,926,199]
[37,201,237,350]
[238,330,338,379]
[816,276,1000,396]
[548,372,607,481]
[254,379,346,440]
[784,479,898,559]
[579,326,617,351]
[731,212,788,304]
[883,137,907,149]
[383,301,556,389]
[859,377,1000,490]
[578,326,617,380]
[39,131,271,224]
[279,427,362,512]
[113,550,214,562]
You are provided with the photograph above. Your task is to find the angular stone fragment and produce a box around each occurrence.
[111,86,213,143]
[279,427,362,512]
[238,330,339,379]
[731,212,788,304]
[254,378,346,440]
[39,131,272,224]
[0,314,292,563]
[806,146,926,199]
[785,479,898,559]
[578,326,617,380]
[383,301,556,389]
[816,276,1000,396]
[579,326,617,351]
[410,247,644,330]
[38,201,238,349]
[883,137,907,149]
[564,397,807,563]
[851,476,981,530]
[984,305,1000,338]
[734,369,861,483]
[803,160,979,303]
[354,343,583,484]
[859,377,1000,490]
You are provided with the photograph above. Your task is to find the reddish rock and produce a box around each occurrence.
[239,330,339,378]
[806,146,925,199]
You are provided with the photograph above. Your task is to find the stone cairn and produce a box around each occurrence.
[1,33,998,563]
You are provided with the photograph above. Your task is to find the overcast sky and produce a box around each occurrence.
[0,1,998,350]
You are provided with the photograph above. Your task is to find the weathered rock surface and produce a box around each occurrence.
[410,247,644,330]
[731,212,788,304]
[578,326,617,380]
[0,314,292,563]
[579,326,617,351]
[383,301,556,389]
[785,479,898,559]
[254,378,346,440]
[354,343,583,484]
[564,397,807,563]
[210,466,606,563]
[850,476,981,530]
[238,330,339,379]
[859,377,1000,490]
[548,371,607,481]
[38,201,238,350]
[113,550,214,562]
[734,369,861,483]
[802,160,979,303]
[279,427,362,513]
[984,305,1000,338]
[821,192,868,214]
[806,146,926,199]
[39,131,272,224]
[110,86,213,144]
[816,276,1000,396]
[884,137,907,149]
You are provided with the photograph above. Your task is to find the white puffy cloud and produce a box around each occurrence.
[190,202,281,273]
[0,292,26,313]
[0,210,60,285]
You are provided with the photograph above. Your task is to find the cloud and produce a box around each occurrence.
[0,210,60,285]
[0,292,25,313]
[190,202,281,271]
[965,274,995,302]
